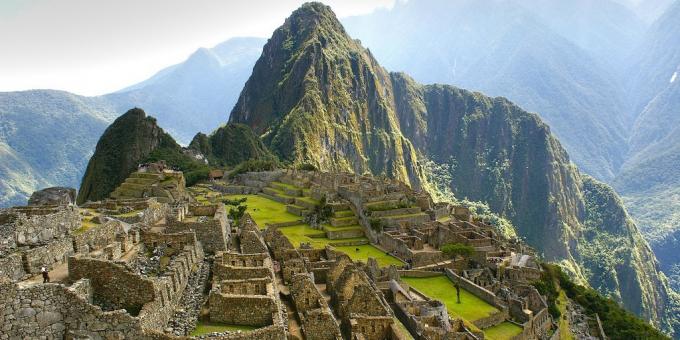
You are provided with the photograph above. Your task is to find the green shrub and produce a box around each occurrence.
[297,163,318,171]
[223,197,247,206]
[228,205,247,221]
[441,243,475,258]
[228,159,279,179]
[369,218,383,232]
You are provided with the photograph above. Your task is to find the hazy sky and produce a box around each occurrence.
[0,0,396,96]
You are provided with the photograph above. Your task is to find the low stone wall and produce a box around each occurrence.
[213,265,272,282]
[398,270,443,278]
[166,205,229,254]
[209,293,277,326]
[201,325,286,340]
[73,219,126,253]
[68,256,156,314]
[472,309,507,329]
[0,281,149,339]
[138,244,204,331]
[23,238,74,274]
[326,228,365,239]
[445,269,502,308]
[0,253,26,281]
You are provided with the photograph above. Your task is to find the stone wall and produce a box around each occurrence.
[445,269,502,308]
[0,281,149,339]
[290,274,342,340]
[10,206,80,247]
[166,204,229,254]
[209,293,277,326]
[23,238,74,274]
[0,253,25,281]
[73,219,127,253]
[68,255,156,314]
[240,230,268,254]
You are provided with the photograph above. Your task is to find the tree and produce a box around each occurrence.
[441,243,475,258]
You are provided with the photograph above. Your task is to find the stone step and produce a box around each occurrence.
[270,182,304,197]
[126,177,159,185]
[286,205,309,217]
[329,238,369,247]
[363,200,401,212]
[329,203,350,212]
[294,197,319,210]
[330,216,359,227]
[325,227,365,240]
[130,172,164,180]
[333,210,355,218]
[378,213,430,225]
[257,192,294,205]
[370,207,422,218]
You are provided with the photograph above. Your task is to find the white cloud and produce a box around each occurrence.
[671,71,678,84]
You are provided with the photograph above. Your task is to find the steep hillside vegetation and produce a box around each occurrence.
[189,123,274,166]
[229,3,673,333]
[614,1,680,296]
[229,4,422,187]
[77,108,211,204]
[343,0,635,181]
[0,90,117,207]
[77,108,177,204]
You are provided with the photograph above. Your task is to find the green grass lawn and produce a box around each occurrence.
[402,275,499,322]
[334,244,403,266]
[190,321,257,336]
[483,321,524,340]
[223,194,301,228]
[277,224,402,267]
[270,181,301,190]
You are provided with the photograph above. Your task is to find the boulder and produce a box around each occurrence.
[28,187,76,206]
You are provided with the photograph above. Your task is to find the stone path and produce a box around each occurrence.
[18,262,69,288]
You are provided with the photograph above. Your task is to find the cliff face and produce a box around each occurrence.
[76,108,179,204]
[228,2,673,330]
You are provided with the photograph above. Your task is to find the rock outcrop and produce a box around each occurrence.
[28,187,76,206]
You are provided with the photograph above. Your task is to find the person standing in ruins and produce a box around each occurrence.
[41,266,50,283]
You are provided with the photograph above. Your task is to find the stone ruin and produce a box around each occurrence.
[0,167,591,339]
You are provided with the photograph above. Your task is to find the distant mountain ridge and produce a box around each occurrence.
[0,37,264,207]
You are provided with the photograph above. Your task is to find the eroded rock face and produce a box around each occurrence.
[28,187,76,206]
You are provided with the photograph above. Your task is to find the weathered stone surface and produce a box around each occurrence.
[28,187,76,206]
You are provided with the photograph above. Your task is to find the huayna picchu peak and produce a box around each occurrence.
[0,2,677,340]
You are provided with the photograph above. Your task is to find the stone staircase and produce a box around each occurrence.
[364,199,431,226]
[323,206,365,241]
[110,172,164,199]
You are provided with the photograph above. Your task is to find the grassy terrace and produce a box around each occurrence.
[224,194,301,227]
[484,322,523,340]
[402,275,499,323]
[277,224,402,267]
[190,321,257,336]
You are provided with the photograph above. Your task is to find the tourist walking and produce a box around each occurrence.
[41,266,50,283]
